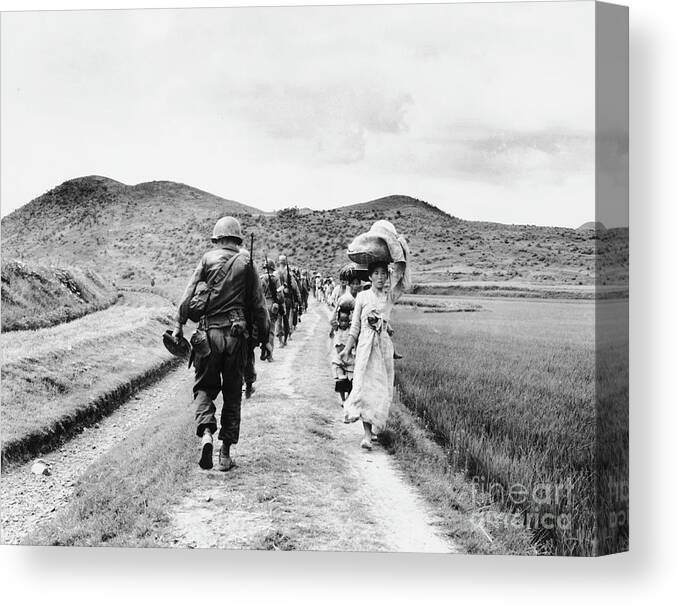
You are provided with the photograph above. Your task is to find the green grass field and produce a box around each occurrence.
[392,297,628,556]
[1,291,177,461]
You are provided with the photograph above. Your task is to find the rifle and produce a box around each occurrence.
[245,234,255,346]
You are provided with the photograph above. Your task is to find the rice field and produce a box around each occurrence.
[392,296,628,556]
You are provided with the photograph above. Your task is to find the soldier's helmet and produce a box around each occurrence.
[262,259,276,272]
[211,216,244,243]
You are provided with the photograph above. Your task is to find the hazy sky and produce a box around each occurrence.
[1,2,624,227]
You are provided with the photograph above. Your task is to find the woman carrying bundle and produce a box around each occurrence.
[340,222,409,450]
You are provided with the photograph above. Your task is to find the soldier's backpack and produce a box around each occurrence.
[187,252,241,323]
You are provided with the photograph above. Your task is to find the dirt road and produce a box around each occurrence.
[167,302,455,552]
[0,368,190,544]
[2,300,455,552]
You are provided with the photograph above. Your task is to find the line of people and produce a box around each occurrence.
[244,254,308,399]
[170,215,409,470]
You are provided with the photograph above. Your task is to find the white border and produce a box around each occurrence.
[2,1,676,605]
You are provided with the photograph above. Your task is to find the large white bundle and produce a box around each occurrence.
[346,232,392,265]
[346,220,411,289]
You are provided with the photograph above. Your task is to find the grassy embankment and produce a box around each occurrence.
[25,401,197,547]
[1,293,180,464]
[390,297,628,556]
[408,282,627,300]
[396,296,482,313]
[1,260,118,332]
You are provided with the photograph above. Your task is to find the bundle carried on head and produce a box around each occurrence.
[339,261,368,283]
[347,220,411,290]
[336,292,356,314]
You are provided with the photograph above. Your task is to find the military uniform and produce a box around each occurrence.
[259,264,282,357]
[276,265,300,340]
[176,242,269,445]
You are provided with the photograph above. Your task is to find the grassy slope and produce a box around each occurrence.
[391,298,628,556]
[1,260,117,332]
[0,293,178,462]
[1,177,628,301]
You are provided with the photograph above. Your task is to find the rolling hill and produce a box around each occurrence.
[338,195,451,219]
[577,221,608,232]
[1,260,117,331]
[1,177,628,300]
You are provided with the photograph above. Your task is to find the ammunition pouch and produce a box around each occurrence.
[189,328,211,368]
[229,319,247,337]
[225,317,248,356]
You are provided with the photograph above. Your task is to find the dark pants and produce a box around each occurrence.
[276,299,291,339]
[245,344,256,385]
[194,327,247,444]
[289,299,297,330]
[266,305,278,353]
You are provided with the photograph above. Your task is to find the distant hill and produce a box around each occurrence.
[577,221,607,231]
[1,176,628,299]
[339,195,451,219]
[1,260,117,331]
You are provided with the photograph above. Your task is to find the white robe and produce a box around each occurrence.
[343,287,397,432]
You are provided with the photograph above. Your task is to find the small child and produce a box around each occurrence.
[331,310,355,403]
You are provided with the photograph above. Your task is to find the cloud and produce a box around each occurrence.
[223,83,412,163]
[1,3,603,227]
[405,127,595,186]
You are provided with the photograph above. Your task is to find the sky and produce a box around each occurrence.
[0,2,627,227]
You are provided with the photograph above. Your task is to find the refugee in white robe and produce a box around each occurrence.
[340,260,407,449]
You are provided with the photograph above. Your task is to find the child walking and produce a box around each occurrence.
[331,309,355,403]
[329,263,364,338]
[339,258,408,450]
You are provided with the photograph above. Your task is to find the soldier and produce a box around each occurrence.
[291,266,304,327]
[259,258,282,362]
[173,216,269,472]
[275,254,299,347]
[300,270,310,311]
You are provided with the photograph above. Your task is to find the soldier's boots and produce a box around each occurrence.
[216,445,235,472]
[245,383,255,399]
[199,430,213,470]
